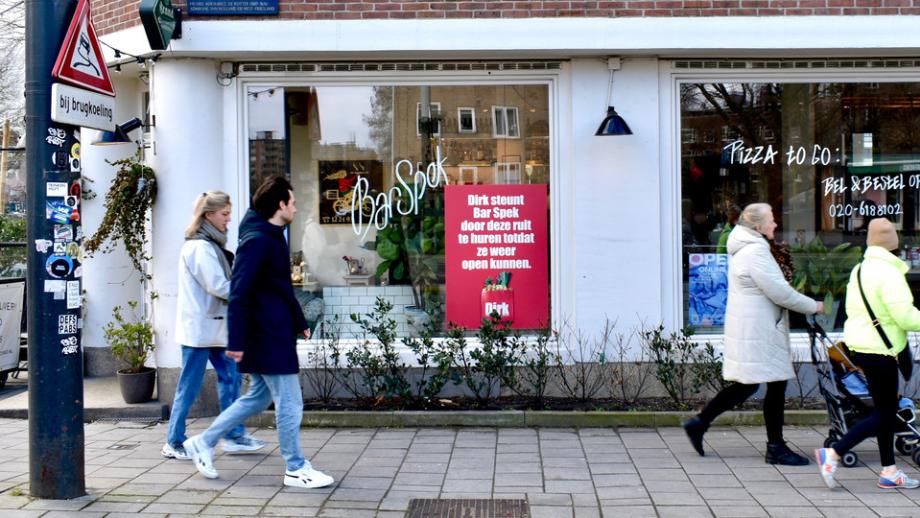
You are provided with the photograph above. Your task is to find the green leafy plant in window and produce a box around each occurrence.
[84,153,157,278]
[374,186,445,315]
[790,237,862,310]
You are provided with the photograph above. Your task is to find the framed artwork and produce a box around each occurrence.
[318,160,383,224]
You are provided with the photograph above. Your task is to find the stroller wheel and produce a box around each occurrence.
[823,437,836,449]
[896,436,915,455]
[912,448,920,467]
[841,451,859,468]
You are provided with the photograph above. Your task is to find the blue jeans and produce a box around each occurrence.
[200,373,307,472]
[166,346,245,448]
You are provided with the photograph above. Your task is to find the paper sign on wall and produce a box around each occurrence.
[444,184,549,329]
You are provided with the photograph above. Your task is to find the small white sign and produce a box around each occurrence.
[66,281,81,309]
[46,182,68,197]
[50,83,115,132]
[44,280,65,293]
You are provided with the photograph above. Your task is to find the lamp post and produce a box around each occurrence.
[24,0,85,499]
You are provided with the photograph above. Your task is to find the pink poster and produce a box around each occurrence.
[445,184,549,329]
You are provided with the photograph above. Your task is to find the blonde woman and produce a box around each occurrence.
[683,203,823,465]
[162,192,265,459]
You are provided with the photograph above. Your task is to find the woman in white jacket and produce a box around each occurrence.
[683,203,823,465]
[162,192,266,459]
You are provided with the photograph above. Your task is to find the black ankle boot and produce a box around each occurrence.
[683,416,708,456]
[765,442,809,466]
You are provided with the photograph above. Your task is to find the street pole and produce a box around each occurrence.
[24,0,85,499]
[1,118,11,209]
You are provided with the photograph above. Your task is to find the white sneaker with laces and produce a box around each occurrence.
[221,435,266,453]
[284,466,334,489]
[183,435,218,479]
[161,443,190,460]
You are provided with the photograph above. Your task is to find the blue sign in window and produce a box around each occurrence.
[187,0,279,15]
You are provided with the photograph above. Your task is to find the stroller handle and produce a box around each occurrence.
[805,315,830,340]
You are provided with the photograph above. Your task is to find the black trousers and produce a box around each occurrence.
[832,351,900,467]
[698,380,788,444]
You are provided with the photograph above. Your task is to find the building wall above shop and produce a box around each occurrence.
[92,0,920,36]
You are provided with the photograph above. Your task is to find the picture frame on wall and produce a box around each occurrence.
[318,160,383,224]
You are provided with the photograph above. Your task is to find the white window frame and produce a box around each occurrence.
[416,101,442,137]
[491,105,520,138]
[232,67,569,349]
[457,107,476,133]
[494,162,522,184]
[662,63,920,351]
[458,166,479,184]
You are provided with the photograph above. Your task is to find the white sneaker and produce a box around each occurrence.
[161,443,190,460]
[183,435,218,479]
[284,466,334,489]
[221,435,266,453]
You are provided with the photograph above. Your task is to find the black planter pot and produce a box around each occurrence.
[117,367,156,404]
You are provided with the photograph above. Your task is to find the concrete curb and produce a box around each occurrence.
[243,409,829,428]
[0,407,829,427]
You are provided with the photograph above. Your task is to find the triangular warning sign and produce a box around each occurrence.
[52,0,116,97]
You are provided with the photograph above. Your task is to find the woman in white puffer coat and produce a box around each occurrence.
[683,203,823,465]
[162,192,266,460]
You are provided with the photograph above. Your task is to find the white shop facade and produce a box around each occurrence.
[78,15,920,402]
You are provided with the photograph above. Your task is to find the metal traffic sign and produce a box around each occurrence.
[50,83,115,131]
[51,0,116,97]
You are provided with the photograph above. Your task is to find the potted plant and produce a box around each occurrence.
[374,186,446,329]
[104,300,156,403]
[790,237,863,329]
[84,152,157,278]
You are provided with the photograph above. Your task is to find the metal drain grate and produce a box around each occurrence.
[407,499,530,518]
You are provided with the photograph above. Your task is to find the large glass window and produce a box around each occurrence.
[681,82,920,333]
[247,84,551,336]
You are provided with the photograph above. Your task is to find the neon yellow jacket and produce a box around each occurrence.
[843,246,920,356]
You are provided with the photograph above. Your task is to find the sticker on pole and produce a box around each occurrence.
[51,0,116,97]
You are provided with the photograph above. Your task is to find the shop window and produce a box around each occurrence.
[247,84,551,337]
[680,81,920,334]
[492,106,520,138]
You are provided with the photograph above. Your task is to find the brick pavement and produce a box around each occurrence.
[0,418,917,517]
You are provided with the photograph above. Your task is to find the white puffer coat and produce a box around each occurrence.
[174,240,230,348]
[722,225,818,384]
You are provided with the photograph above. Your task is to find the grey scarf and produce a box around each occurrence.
[189,220,232,279]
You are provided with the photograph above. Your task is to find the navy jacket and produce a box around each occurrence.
[227,209,308,375]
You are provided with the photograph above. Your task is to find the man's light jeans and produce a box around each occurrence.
[200,372,308,472]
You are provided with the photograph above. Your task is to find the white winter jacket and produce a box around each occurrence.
[174,240,230,347]
[722,225,818,384]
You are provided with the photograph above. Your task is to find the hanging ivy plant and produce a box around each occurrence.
[84,153,157,277]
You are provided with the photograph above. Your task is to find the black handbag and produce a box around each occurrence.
[857,263,914,380]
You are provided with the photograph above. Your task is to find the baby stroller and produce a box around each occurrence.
[806,318,920,467]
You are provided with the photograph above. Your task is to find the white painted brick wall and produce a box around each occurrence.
[322,285,416,338]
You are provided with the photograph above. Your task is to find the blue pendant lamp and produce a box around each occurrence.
[91,117,143,145]
[595,57,632,136]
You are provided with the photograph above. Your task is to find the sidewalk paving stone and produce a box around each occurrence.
[5,419,920,516]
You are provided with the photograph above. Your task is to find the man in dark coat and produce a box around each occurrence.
[184,176,334,489]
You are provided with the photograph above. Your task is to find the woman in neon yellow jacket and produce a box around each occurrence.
[815,217,920,490]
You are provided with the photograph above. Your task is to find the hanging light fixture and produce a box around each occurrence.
[91,118,143,146]
[595,57,632,136]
